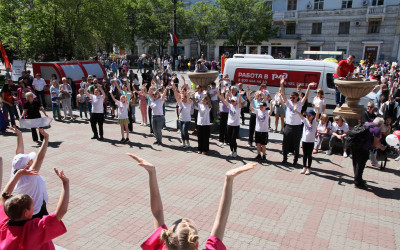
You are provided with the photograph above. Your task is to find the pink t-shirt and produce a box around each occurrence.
[141,225,226,250]
[0,204,67,250]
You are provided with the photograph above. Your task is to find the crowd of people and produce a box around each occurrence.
[1,54,400,248]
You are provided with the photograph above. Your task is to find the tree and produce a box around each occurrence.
[186,2,218,58]
[130,0,188,57]
[216,0,276,52]
[0,0,129,60]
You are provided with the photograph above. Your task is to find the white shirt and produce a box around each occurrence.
[331,121,349,134]
[115,100,129,119]
[197,104,211,126]
[12,173,48,215]
[77,94,86,103]
[61,84,72,94]
[313,96,326,113]
[90,94,104,113]
[178,101,192,122]
[317,120,331,134]
[150,98,164,116]
[255,109,269,132]
[32,78,46,91]
[194,92,204,110]
[227,103,241,126]
[208,88,218,101]
[285,100,303,125]
[301,118,317,143]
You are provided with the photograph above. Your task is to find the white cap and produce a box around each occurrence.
[12,152,36,171]
[230,96,238,102]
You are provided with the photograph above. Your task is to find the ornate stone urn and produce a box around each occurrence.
[187,71,219,89]
[333,78,378,124]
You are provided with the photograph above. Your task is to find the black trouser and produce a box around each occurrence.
[249,113,256,144]
[219,112,229,143]
[35,90,46,108]
[282,124,303,163]
[241,108,245,124]
[128,105,133,132]
[193,109,198,126]
[31,127,44,142]
[32,200,49,219]
[90,113,104,138]
[351,146,369,185]
[148,106,153,133]
[197,125,210,152]
[227,125,240,153]
[302,142,314,169]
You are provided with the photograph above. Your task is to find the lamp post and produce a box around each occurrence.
[173,0,177,70]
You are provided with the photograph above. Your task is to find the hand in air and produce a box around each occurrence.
[17,165,39,176]
[280,76,285,85]
[226,162,257,177]
[54,168,69,184]
[126,153,155,172]
[8,125,21,134]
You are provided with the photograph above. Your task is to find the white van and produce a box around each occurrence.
[223,56,338,107]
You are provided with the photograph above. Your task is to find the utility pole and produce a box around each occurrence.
[173,0,177,70]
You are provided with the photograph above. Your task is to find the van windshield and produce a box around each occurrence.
[327,73,334,89]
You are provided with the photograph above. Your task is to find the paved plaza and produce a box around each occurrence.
[1,100,400,250]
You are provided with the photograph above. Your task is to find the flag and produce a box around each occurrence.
[0,40,11,70]
[170,33,178,45]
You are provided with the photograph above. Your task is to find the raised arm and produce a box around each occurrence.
[238,94,243,109]
[210,163,257,240]
[293,103,305,120]
[279,77,288,103]
[54,168,70,221]
[30,128,49,172]
[301,82,316,105]
[109,89,117,102]
[161,87,169,102]
[8,126,24,154]
[97,84,106,100]
[172,85,181,103]
[0,166,38,205]
[217,86,230,108]
[127,153,165,229]
[84,82,90,97]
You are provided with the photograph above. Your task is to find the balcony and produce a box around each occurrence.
[273,11,298,22]
[367,6,386,21]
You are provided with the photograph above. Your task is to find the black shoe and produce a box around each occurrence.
[153,141,158,145]
[255,154,262,160]
[262,155,266,161]
[98,137,104,141]
[282,160,288,165]
[120,138,125,142]
[292,162,297,168]
[355,183,367,190]
[124,138,130,143]
[91,136,99,140]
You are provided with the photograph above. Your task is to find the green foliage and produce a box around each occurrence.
[186,2,218,56]
[215,0,276,48]
[0,0,129,60]
[129,0,188,57]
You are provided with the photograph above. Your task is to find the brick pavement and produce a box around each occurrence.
[1,104,400,250]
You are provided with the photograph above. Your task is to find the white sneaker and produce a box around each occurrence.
[326,150,332,155]
[223,143,227,146]
[343,152,348,158]
[180,143,185,147]
[232,152,237,157]
[371,162,379,168]
[247,143,253,147]
[185,143,190,148]
[229,152,234,157]
[219,142,224,147]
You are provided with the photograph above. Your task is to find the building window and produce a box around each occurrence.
[338,22,350,34]
[286,22,296,34]
[342,0,352,8]
[311,23,322,34]
[314,0,324,10]
[372,0,384,5]
[368,20,381,33]
[287,0,297,10]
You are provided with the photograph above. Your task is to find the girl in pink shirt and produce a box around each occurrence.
[126,153,257,250]
[134,85,148,125]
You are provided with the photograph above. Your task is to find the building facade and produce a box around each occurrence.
[137,0,400,63]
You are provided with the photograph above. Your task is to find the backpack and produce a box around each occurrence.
[347,124,375,148]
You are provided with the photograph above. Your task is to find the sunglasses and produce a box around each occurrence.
[290,96,296,99]
[367,106,373,108]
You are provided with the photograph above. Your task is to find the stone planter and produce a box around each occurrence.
[187,71,219,89]
[333,78,378,126]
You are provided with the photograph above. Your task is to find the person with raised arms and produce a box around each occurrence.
[126,152,257,250]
